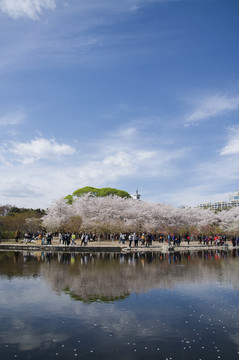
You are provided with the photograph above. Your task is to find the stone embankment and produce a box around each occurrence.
[0,239,237,253]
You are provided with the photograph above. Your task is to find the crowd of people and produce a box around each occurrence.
[13,230,239,248]
[119,233,157,247]
[119,233,236,247]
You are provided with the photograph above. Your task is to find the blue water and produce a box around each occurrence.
[0,250,238,359]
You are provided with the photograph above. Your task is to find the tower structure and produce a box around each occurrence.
[132,189,141,200]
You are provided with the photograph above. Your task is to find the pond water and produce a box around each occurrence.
[0,250,239,360]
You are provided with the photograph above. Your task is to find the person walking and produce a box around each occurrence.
[134,233,139,247]
[81,233,85,246]
[58,232,63,244]
[63,233,68,245]
[15,229,20,243]
[71,233,76,245]
[128,234,133,248]
[146,234,151,247]
[168,234,172,245]
[84,234,89,246]
[47,232,52,245]
[177,234,181,246]
[66,232,71,246]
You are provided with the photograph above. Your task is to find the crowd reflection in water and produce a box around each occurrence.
[13,248,239,266]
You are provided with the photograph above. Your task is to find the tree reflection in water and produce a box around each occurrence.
[0,250,238,302]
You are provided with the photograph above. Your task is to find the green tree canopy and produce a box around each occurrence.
[65,186,131,203]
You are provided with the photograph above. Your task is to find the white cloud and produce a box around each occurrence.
[0,109,26,126]
[163,151,239,207]
[0,119,187,208]
[0,153,12,167]
[161,186,230,208]
[103,151,135,168]
[2,181,42,198]
[185,93,239,124]
[220,126,239,156]
[73,132,185,188]
[0,0,56,20]
[10,138,75,163]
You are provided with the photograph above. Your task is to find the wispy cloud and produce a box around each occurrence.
[0,0,174,21]
[0,109,26,126]
[220,126,239,156]
[0,0,176,73]
[62,0,173,16]
[112,127,138,138]
[0,0,56,20]
[184,93,239,125]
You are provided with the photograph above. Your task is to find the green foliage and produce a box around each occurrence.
[65,186,131,203]
[64,195,73,205]
[73,186,96,197]
[7,206,45,216]
[0,230,15,240]
[0,207,45,239]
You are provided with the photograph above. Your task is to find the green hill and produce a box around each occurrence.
[65,186,131,204]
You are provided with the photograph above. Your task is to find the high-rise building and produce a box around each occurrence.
[198,190,239,210]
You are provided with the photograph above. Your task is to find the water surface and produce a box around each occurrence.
[0,250,238,359]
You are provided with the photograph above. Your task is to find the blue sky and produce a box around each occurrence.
[0,0,239,209]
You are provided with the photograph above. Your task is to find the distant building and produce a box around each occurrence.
[198,190,239,210]
[132,189,141,200]
[229,190,239,204]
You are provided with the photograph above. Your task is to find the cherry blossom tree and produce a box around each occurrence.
[42,198,74,232]
[42,193,239,236]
